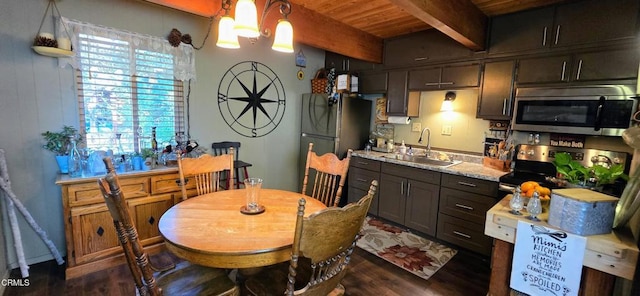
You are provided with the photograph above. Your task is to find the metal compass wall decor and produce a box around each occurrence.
[217,61,286,137]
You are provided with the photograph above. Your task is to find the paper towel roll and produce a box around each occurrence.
[387,116,411,125]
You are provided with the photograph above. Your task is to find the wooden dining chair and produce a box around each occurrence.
[98,157,239,296]
[244,180,377,296]
[178,148,234,201]
[302,142,353,207]
[211,141,252,189]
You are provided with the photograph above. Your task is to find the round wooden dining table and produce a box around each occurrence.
[158,189,326,269]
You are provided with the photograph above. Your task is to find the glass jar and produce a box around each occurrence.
[67,136,82,178]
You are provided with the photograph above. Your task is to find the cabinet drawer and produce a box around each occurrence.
[350,157,381,172]
[439,187,497,224]
[151,173,196,195]
[381,163,441,185]
[68,177,150,207]
[440,174,497,196]
[349,167,380,190]
[436,214,492,256]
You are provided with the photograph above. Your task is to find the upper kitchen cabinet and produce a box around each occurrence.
[386,70,419,117]
[384,30,475,68]
[359,71,388,94]
[325,51,377,73]
[517,47,640,84]
[477,60,516,120]
[488,0,639,55]
[408,64,480,91]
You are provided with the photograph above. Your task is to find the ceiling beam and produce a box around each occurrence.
[388,0,487,51]
[140,0,383,63]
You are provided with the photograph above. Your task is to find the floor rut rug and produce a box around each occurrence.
[356,216,457,280]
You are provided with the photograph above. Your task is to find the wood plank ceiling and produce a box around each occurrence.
[142,0,570,63]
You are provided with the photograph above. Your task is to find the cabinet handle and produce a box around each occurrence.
[554,25,561,45]
[502,99,507,115]
[357,178,368,183]
[561,61,567,81]
[453,231,472,239]
[414,57,428,61]
[386,99,390,112]
[455,204,474,211]
[357,161,368,165]
[457,181,477,187]
[347,59,350,71]
[407,182,411,196]
[424,82,440,86]
[400,181,404,196]
[576,59,583,80]
[440,82,454,85]
[542,26,547,46]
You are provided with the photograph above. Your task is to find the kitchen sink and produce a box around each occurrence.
[383,154,461,167]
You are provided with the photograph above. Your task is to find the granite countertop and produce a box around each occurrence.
[351,150,509,182]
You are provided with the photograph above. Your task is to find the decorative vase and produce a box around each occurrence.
[55,155,69,174]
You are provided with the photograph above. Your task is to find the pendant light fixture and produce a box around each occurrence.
[216,0,240,49]
[221,0,294,52]
[441,91,456,112]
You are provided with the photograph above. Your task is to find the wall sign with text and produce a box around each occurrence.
[510,221,586,296]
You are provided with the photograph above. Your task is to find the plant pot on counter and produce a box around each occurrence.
[56,155,69,174]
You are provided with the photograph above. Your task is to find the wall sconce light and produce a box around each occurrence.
[216,0,294,53]
[441,91,456,111]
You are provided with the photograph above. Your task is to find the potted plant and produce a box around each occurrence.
[553,152,628,191]
[41,125,82,173]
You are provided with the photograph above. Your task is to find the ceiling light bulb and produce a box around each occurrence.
[216,15,240,49]
[271,19,294,53]
[440,99,454,112]
[234,0,260,38]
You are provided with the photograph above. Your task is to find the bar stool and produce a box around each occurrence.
[211,141,252,189]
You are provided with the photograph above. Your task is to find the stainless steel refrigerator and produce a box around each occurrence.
[299,93,372,202]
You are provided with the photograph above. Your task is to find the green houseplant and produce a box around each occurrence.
[553,152,628,188]
[41,125,82,173]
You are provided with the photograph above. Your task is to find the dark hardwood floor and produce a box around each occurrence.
[3,247,490,296]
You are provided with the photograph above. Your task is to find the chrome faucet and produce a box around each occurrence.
[418,127,431,156]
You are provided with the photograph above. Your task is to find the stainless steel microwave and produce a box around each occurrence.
[511,85,638,136]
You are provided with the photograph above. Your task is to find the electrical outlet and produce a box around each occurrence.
[441,125,452,136]
[412,122,422,132]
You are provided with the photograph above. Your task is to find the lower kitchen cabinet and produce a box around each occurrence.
[57,168,196,279]
[437,174,498,256]
[378,163,440,236]
[348,157,381,215]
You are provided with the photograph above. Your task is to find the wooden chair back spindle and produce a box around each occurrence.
[178,148,234,201]
[302,143,352,207]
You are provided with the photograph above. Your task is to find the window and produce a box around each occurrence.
[63,18,195,154]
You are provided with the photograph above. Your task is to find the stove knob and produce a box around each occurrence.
[527,150,535,156]
[613,157,622,165]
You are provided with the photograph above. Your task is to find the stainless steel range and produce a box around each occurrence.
[498,144,630,197]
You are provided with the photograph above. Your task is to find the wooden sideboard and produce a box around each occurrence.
[56,168,196,279]
[485,196,638,295]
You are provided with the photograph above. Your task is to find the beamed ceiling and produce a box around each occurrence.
[141,0,571,63]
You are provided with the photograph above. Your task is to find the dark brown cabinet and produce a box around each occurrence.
[384,30,474,68]
[477,60,516,120]
[436,174,498,256]
[489,0,639,55]
[358,71,387,94]
[408,64,480,91]
[378,163,440,236]
[386,70,420,117]
[517,48,640,84]
[348,157,381,215]
[325,51,376,72]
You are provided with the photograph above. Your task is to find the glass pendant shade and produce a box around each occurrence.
[440,99,454,111]
[216,15,240,48]
[234,0,260,38]
[271,19,294,53]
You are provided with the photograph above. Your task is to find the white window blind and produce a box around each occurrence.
[70,23,189,154]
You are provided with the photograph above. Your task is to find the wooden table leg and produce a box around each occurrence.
[488,239,514,296]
